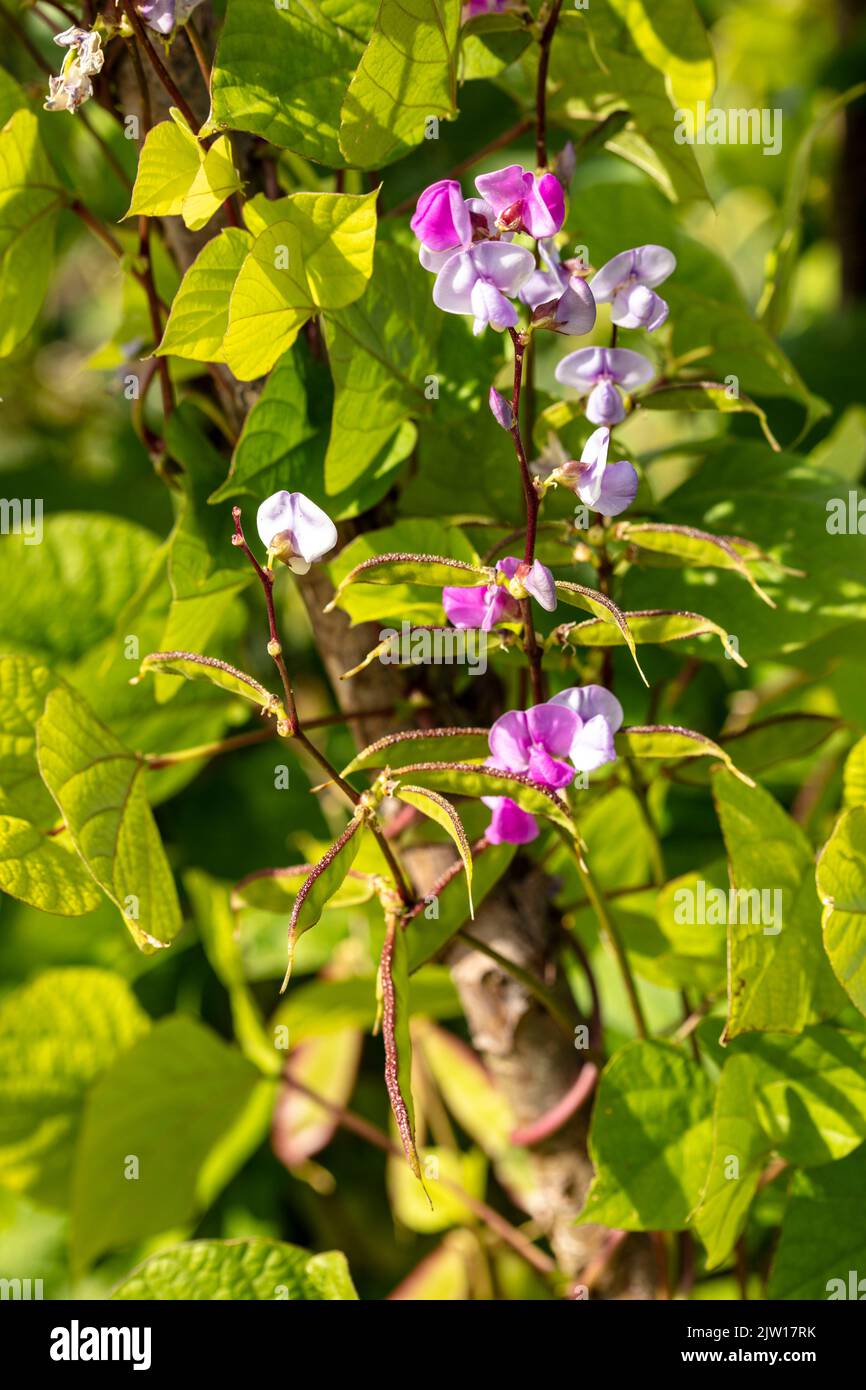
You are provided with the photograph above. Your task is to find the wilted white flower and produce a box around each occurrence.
[44,28,104,114]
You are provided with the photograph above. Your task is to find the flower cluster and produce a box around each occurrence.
[411,165,578,337]
[44,27,104,114]
[443,555,556,632]
[484,685,624,844]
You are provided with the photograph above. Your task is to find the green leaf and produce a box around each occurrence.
[124,114,240,232]
[618,522,776,607]
[322,241,439,491]
[138,651,284,719]
[554,580,647,684]
[0,513,161,664]
[0,817,101,916]
[388,1146,486,1233]
[713,769,845,1038]
[620,444,866,655]
[559,607,745,667]
[606,0,716,111]
[691,1054,770,1267]
[844,736,866,809]
[182,136,242,231]
[397,786,473,918]
[328,520,479,625]
[36,685,183,953]
[616,725,754,784]
[273,969,460,1042]
[156,407,253,684]
[671,714,840,787]
[125,114,201,219]
[211,0,366,165]
[379,916,421,1178]
[816,805,866,1018]
[112,1237,358,1300]
[0,655,59,827]
[759,82,866,336]
[579,1040,714,1230]
[72,1017,275,1270]
[0,969,149,1206]
[767,1147,866,1299]
[185,871,277,1076]
[224,190,378,380]
[392,761,574,833]
[543,6,712,203]
[343,727,490,775]
[282,817,364,988]
[339,0,461,168]
[274,1029,362,1165]
[0,110,63,356]
[638,381,781,451]
[157,228,252,362]
[328,552,489,612]
[642,862,728,992]
[209,347,319,499]
[234,865,374,916]
[406,841,516,972]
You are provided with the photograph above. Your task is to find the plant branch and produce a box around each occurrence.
[536,0,565,168]
[506,326,546,704]
[120,0,199,132]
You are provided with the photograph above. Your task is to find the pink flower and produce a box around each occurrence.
[482,797,539,845]
[496,556,557,612]
[410,179,472,254]
[475,164,566,239]
[554,346,655,425]
[433,241,535,334]
[489,702,580,790]
[590,245,676,332]
[442,583,520,631]
[549,684,624,772]
[556,426,638,517]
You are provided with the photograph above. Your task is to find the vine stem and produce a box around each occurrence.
[120,0,199,132]
[558,827,648,1040]
[506,326,546,705]
[281,1072,558,1282]
[231,508,413,907]
[536,0,565,168]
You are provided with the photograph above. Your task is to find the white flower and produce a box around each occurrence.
[44,28,103,114]
[256,491,338,574]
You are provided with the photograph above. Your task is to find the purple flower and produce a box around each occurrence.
[590,245,676,332]
[137,0,175,34]
[463,0,511,17]
[496,556,557,612]
[482,797,539,845]
[549,684,623,772]
[442,583,520,631]
[556,426,638,517]
[554,346,655,425]
[256,491,338,574]
[433,241,535,335]
[489,703,579,790]
[488,386,513,430]
[475,164,565,240]
[411,179,472,255]
[520,242,596,336]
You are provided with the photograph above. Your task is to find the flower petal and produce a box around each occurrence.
[472,240,536,295]
[554,346,606,391]
[488,709,531,772]
[551,684,624,733]
[525,702,579,757]
[474,164,528,216]
[411,179,472,252]
[432,250,478,314]
[482,796,539,845]
[586,380,625,426]
[569,714,617,772]
[524,559,557,611]
[594,459,638,517]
